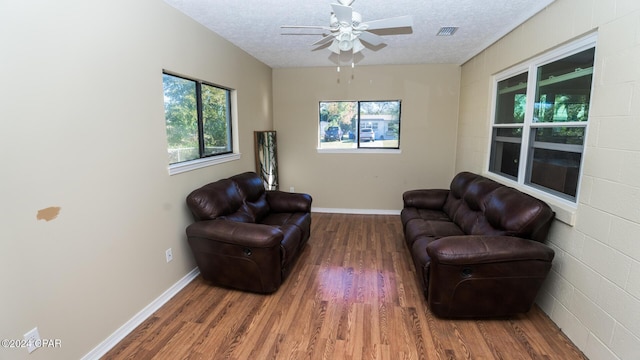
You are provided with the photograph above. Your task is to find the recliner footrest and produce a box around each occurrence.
[426,235,554,318]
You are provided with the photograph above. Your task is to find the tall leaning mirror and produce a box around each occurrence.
[254,131,279,190]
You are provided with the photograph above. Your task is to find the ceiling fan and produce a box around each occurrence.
[281,0,413,54]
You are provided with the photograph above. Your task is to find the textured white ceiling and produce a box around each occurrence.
[164,0,555,68]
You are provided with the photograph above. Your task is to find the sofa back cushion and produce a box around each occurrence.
[484,187,555,242]
[442,172,479,218]
[186,179,245,221]
[452,177,503,235]
[230,172,270,222]
[442,172,555,242]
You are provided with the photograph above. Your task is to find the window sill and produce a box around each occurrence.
[317,148,401,154]
[168,153,241,175]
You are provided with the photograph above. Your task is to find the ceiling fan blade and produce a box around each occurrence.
[312,34,336,46]
[358,31,385,46]
[281,25,331,30]
[363,15,413,30]
[331,3,353,25]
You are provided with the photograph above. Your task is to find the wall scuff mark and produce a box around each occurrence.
[37,206,61,221]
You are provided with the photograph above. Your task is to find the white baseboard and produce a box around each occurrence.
[81,267,200,360]
[312,207,401,215]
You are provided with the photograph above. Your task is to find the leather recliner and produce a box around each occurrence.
[401,172,555,318]
[185,172,312,293]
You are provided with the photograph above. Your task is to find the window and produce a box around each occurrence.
[489,36,596,202]
[318,100,401,150]
[162,72,233,165]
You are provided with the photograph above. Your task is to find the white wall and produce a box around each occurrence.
[0,0,272,359]
[457,0,640,359]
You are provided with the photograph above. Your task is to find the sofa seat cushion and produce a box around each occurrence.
[260,211,312,277]
[404,219,465,246]
[401,207,450,226]
[261,212,308,229]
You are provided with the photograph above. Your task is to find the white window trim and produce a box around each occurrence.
[168,152,242,175]
[163,71,239,175]
[486,33,597,224]
[317,148,401,154]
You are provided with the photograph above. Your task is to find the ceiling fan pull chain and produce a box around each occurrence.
[351,60,355,81]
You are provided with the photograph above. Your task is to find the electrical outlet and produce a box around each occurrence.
[24,327,40,353]
[165,248,173,263]
[289,186,295,192]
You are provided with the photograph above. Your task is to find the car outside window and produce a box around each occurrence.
[318,100,401,150]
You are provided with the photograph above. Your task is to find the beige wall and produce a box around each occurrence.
[273,65,460,211]
[457,0,640,358]
[4,0,639,358]
[0,0,271,359]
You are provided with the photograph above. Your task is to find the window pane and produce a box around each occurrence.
[534,48,595,123]
[163,74,199,164]
[359,101,401,149]
[319,101,357,149]
[489,128,522,179]
[202,84,232,156]
[495,72,528,124]
[527,127,585,199]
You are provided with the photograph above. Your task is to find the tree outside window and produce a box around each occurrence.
[163,72,232,165]
[489,39,596,202]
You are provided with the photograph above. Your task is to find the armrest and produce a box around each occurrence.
[403,189,449,209]
[266,191,312,213]
[426,235,555,265]
[186,219,283,248]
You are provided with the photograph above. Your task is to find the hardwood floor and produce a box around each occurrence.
[103,213,586,359]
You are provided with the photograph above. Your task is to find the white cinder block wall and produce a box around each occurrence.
[457,1,640,359]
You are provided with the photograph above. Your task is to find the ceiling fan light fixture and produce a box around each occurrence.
[337,0,355,5]
[328,41,341,54]
[352,38,365,53]
[338,39,353,51]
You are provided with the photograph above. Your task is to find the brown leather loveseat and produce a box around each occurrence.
[401,172,555,318]
[185,172,312,293]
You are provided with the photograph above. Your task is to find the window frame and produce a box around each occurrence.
[317,100,402,153]
[162,71,239,175]
[486,33,597,207]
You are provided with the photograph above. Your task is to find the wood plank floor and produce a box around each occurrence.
[103,213,587,360]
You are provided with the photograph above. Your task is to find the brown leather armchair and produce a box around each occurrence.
[185,172,312,293]
[401,172,555,317]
